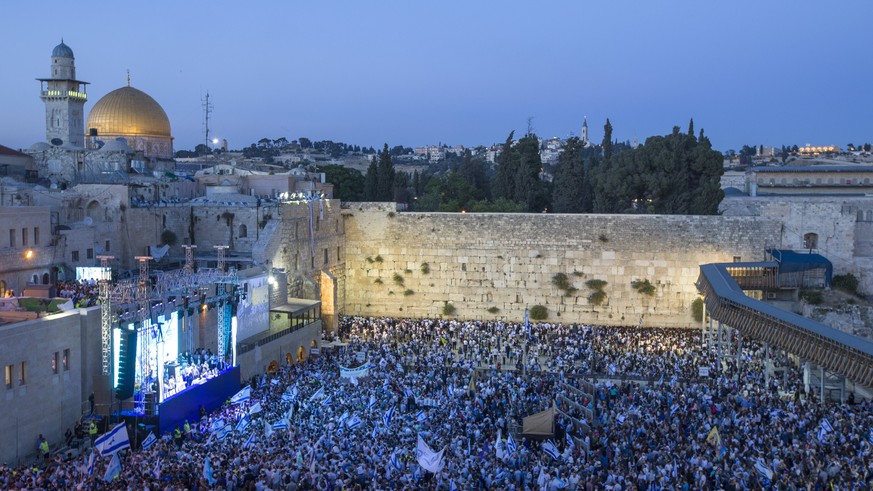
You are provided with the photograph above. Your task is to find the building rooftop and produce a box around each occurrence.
[751,165,873,173]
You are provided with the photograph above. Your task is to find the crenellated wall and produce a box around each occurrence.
[342,208,784,327]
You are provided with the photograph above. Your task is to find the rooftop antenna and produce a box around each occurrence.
[202,92,213,163]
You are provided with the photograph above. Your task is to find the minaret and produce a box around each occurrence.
[581,116,589,146]
[37,39,88,147]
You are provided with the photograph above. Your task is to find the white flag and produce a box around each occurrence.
[416,435,446,473]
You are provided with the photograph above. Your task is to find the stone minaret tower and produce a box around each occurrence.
[581,116,589,146]
[37,40,88,147]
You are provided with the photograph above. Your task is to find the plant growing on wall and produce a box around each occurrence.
[160,230,178,246]
[420,262,430,274]
[366,257,374,263]
[374,278,383,285]
[375,255,384,262]
[529,304,548,320]
[487,306,500,314]
[404,289,415,296]
[552,273,570,290]
[631,279,656,296]
[691,297,704,322]
[586,279,608,306]
[393,273,405,285]
[442,302,456,316]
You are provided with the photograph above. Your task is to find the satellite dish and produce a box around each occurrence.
[50,138,63,146]
[83,216,93,226]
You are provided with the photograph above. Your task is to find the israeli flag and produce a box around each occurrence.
[281,393,296,403]
[566,432,575,449]
[496,469,507,481]
[404,388,415,399]
[309,387,325,402]
[203,457,216,486]
[231,386,251,404]
[753,458,774,481]
[391,452,402,470]
[415,410,428,423]
[103,453,122,482]
[382,379,390,390]
[368,394,378,410]
[214,424,232,442]
[243,432,255,449]
[543,440,561,460]
[506,433,518,455]
[553,477,568,489]
[248,402,263,415]
[272,420,290,430]
[235,415,251,433]
[322,394,333,406]
[271,378,280,386]
[821,418,834,433]
[383,405,395,426]
[525,308,530,338]
[338,411,350,424]
[210,419,226,432]
[347,415,363,430]
[141,431,157,450]
[94,423,131,456]
[86,450,95,476]
[372,425,378,439]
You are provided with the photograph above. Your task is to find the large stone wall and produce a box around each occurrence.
[343,208,783,327]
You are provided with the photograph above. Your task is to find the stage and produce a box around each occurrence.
[117,366,241,435]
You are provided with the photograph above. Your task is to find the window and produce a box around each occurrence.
[52,352,59,375]
[87,248,94,259]
[63,349,70,371]
[4,365,12,389]
[21,228,27,247]
[9,229,14,247]
[239,224,248,238]
[803,233,818,249]
[733,256,742,263]
[19,361,26,386]
[33,227,39,246]
[72,250,79,262]
[105,240,110,252]
[324,248,329,265]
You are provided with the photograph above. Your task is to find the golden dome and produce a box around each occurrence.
[86,86,171,139]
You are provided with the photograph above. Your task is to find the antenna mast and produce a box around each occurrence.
[202,92,213,162]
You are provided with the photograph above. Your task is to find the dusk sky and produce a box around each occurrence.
[2,1,871,153]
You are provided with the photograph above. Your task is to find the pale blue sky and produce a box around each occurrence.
[1,1,871,152]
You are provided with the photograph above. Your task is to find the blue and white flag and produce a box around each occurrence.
[243,432,255,449]
[281,393,296,403]
[214,424,232,442]
[391,452,402,471]
[566,432,575,449]
[235,415,251,433]
[382,379,390,390]
[322,394,333,406]
[415,410,428,423]
[543,439,561,460]
[271,378,280,386]
[506,433,518,455]
[525,309,530,338]
[347,415,363,430]
[416,435,446,473]
[141,431,157,450]
[210,419,226,433]
[496,468,508,481]
[821,418,834,433]
[404,388,415,399]
[272,420,290,431]
[383,405,395,426]
[153,459,161,480]
[203,457,216,486]
[553,477,568,489]
[450,479,458,491]
[94,423,131,456]
[86,450,95,476]
[103,453,121,482]
[309,387,325,402]
[249,402,263,415]
[368,394,378,409]
[231,386,251,404]
[753,458,774,481]
[338,411,350,424]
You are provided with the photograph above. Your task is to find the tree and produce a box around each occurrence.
[320,165,365,201]
[298,137,312,149]
[376,144,396,201]
[457,149,490,199]
[602,119,614,163]
[688,118,694,137]
[491,132,516,202]
[258,138,272,149]
[195,143,210,156]
[364,159,378,201]
[551,137,588,213]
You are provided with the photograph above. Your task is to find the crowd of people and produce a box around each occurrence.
[1,316,871,490]
[56,280,100,308]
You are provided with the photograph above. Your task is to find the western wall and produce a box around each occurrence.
[342,204,784,327]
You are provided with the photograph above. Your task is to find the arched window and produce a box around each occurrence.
[803,233,818,249]
[239,224,248,238]
[42,273,49,285]
[859,210,865,222]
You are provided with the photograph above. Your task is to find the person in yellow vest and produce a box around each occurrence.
[38,435,49,462]
[184,420,191,434]
[174,427,183,447]
[88,421,98,445]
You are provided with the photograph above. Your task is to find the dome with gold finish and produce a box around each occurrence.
[86,85,173,159]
